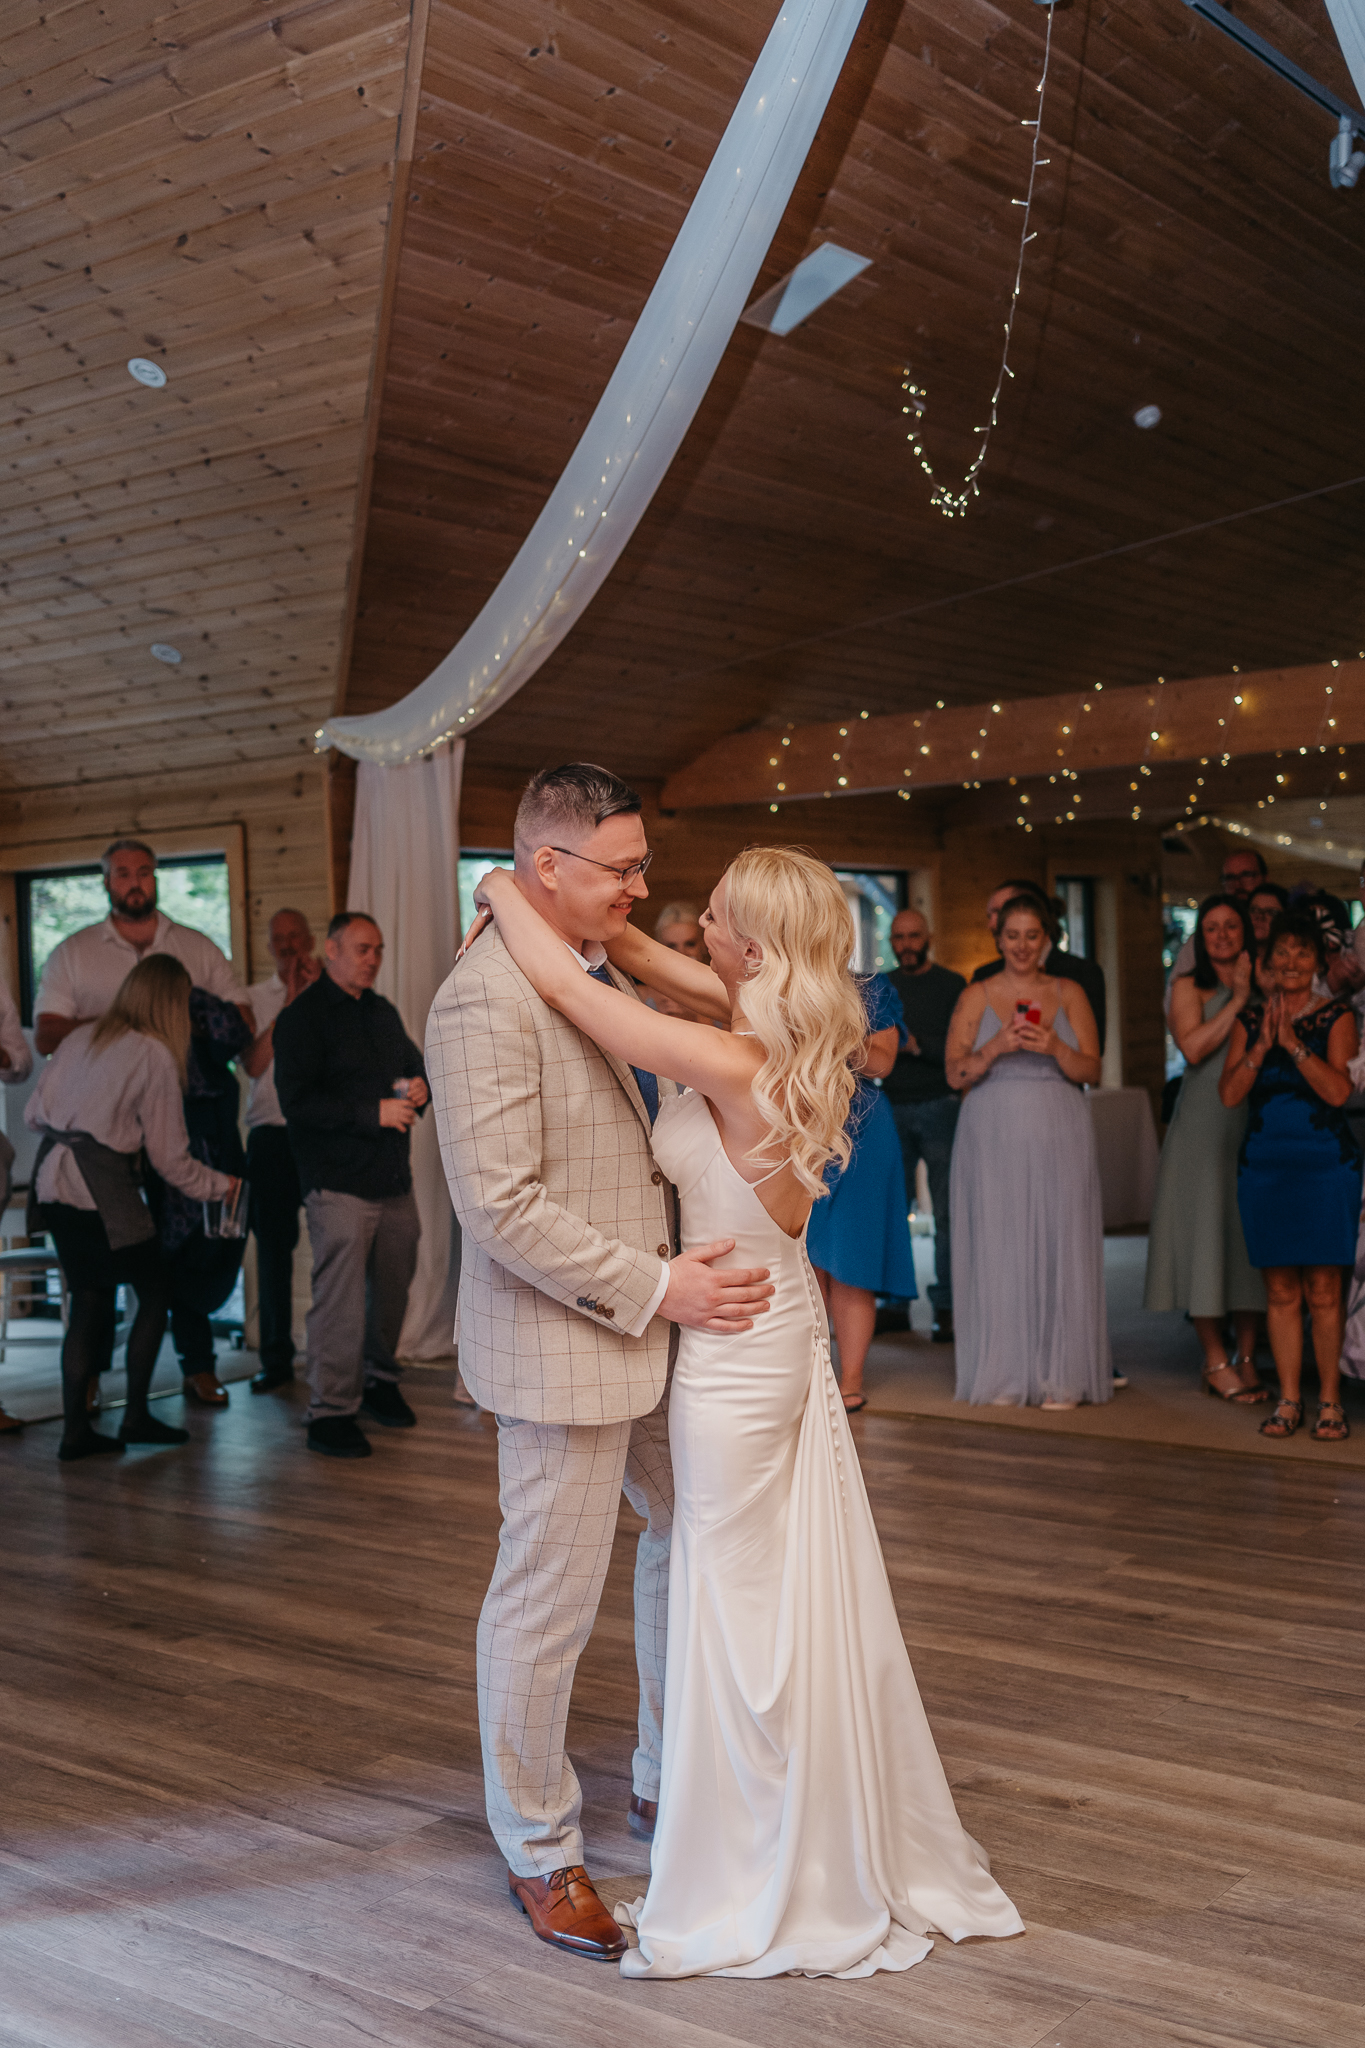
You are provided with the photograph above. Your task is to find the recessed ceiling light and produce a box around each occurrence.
[150,643,182,664]
[128,357,167,388]
[740,243,873,337]
[1133,403,1162,429]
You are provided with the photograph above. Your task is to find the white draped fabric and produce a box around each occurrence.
[347,740,465,1359]
[1324,0,1365,106]
[322,0,870,766]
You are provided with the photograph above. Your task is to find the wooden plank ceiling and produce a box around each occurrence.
[1,0,414,794]
[341,0,1365,791]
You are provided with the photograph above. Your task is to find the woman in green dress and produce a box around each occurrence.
[1144,894,1267,1402]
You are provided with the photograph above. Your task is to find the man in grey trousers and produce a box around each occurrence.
[273,911,428,1460]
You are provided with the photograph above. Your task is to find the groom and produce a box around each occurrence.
[427,763,772,1959]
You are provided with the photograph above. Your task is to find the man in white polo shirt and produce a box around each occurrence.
[34,839,250,1055]
[240,907,320,1394]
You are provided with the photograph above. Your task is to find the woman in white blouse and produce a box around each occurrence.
[26,956,237,1462]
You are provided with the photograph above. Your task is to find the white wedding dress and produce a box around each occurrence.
[617,1090,1024,1980]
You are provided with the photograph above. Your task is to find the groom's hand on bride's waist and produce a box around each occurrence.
[659,1241,774,1333]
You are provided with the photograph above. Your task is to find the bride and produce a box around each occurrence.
[473,848,1023,1980]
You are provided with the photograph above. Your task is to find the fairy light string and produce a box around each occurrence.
[902,0,1059,519]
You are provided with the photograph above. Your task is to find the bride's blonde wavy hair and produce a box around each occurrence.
[722,847,867,1199]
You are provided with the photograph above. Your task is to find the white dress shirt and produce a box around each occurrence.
[34,912,249,1023]
[244,973,288,1128]
[0,978,32,1085]
[566,938,671,1336]
[26,1023,232,1211]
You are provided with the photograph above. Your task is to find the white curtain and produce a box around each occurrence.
[322,0,869,766]
[1324,0,1365,105]
[347,739,465,1359]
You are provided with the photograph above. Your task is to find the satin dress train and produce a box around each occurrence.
[618,1090,1023,1980]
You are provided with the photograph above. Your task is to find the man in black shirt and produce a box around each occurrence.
[970,881,1107,1055]
[274,911,429,1459]
[883,910,965,1343]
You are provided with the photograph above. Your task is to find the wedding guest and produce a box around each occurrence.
[1144,895,1265,1401]
[25,957,236,1462]
[948,894,1110,1408]
[149,988,253,1408]
[33,839,251,1056]
[0,974,32,1435]
[646,903,707,1020]
[883,908,964,1342]
[653,903,707,960]
[241,909,321,1392]
[971,880,1106,1053]
[1,973,33,1086]
[273,912,429,1459]
[808,974,917,1411]
[1219,912,1360,1443]
[1166,846,1268,1005]
[1247,881,1289,951]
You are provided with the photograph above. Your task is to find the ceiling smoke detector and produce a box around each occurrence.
[1134,404,1162,430]
[150,643,182,664]
[128,357,167,388]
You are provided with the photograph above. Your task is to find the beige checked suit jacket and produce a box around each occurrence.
[426,924,677,1425]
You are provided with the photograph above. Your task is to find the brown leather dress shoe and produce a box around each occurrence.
[627,1794,656,1838]
[183,1372,229,1408]
[508,1866,627,1959]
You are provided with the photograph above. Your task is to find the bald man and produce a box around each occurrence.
[883,910,965,1343]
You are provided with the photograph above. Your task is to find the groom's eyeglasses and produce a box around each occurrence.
[549,846,654,886]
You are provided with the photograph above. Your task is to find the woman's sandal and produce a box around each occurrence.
[1311,1400,1350,1442]
[1259,1398,1303,1439]
[842,1392,867,1413]
[1203,1363,1268,1405]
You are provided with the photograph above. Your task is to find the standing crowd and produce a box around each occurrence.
[1,832,1359,1453]
[0,840,429,1460]
[1145,844,1365,1443]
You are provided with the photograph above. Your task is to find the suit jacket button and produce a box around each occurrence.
[656,1243,669,1257]
[651,1169,663,1185]
[602,1306,615,1319]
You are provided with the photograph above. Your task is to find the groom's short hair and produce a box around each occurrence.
[515,762,643,857]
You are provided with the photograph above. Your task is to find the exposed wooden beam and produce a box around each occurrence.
[659,661,1364,810]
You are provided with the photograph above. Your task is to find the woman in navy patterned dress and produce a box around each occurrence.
[1220,912,1360,1442]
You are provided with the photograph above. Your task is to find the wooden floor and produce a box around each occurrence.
[2,1375,1363,2048]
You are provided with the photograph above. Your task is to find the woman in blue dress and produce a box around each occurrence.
[808,972,917,1411]
[1219,911,1360,1442]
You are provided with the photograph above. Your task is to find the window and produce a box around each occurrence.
[1161,898,1200,1081]
[833,869,907,975]
[1055,876,1095,959]
[458,851,515,941]
[16,855,230,1023]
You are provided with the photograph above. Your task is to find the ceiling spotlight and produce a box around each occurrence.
[150,643,182,664]
[128,357,167,388]
[1133,404,1162,430]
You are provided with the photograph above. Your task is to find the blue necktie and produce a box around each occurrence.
[591,964,659,1125]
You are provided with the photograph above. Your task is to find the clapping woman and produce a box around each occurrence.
[1144,895,1266,1400]
[1219,912,1361,1442]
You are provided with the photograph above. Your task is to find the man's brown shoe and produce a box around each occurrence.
[627,1794,656,1838]
[508,1866,627,1959]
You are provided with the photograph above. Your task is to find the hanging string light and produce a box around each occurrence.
[901,1,1059,518]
